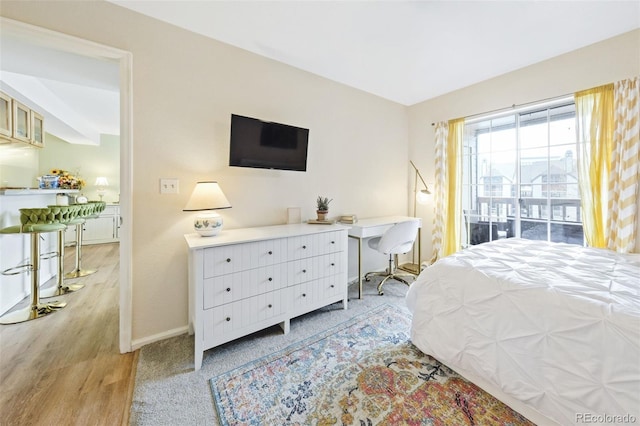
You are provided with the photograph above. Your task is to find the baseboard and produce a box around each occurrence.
[131,325,189,351]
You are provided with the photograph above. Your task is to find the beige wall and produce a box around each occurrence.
[0,1,409,345]
[38,134,120,203]
[408,29,640,259]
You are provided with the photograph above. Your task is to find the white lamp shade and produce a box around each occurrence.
[416,190,431,205]
[184,181,231,237]
[95,177,109,187]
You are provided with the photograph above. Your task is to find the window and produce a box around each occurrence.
[461,99,584,247]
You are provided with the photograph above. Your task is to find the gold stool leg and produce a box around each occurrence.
[64,222,96,279]
[1,233,66,324]
[41,229,84,298]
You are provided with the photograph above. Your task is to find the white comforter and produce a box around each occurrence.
[407,238,640,426]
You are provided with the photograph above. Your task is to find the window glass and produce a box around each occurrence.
[462,101,582,247]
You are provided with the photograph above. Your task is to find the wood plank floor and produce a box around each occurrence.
[0,243,137,425]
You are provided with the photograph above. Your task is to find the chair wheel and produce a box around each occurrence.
[378,292,384,296]
[365,277,371,282]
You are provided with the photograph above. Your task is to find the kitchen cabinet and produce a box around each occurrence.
[65,204,120,245]
[0,92,12,140]
[0,91,45,147]
[12,99,31,143]
[31,111,44,147]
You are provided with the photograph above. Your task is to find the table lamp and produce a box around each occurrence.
[95,177,109,201]
[183,181,231,236]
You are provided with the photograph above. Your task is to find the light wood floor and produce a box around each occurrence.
[0,243,137,425]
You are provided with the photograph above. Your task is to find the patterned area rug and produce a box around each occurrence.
[210,304,534,425]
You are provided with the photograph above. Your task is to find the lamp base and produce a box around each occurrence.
[194,212,223,237]
[398,262,421,275]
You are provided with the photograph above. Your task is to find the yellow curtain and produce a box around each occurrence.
[443,118,464,256]
[575,84,614,248]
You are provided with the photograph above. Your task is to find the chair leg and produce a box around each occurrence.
[41,229,84,298]
[65,223,96,279]
[1,233,66,324]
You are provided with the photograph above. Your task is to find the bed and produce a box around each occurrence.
[406,238,640,425]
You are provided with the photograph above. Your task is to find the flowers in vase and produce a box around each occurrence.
[50,169,85,190]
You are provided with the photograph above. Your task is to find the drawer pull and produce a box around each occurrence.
[330,284,335,288]
[268,277,273,281]
[268,251,273,255]
[268,304,272,308]
[331,263,335,266]
[226,258,231,263]
[302,293,306,297]
[226,317,231,322]
[302,269,306,273]
[226,287,231,292]
[302,245,307,249]
[331,241,335,244]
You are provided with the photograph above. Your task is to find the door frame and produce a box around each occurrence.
[1,17,134,352]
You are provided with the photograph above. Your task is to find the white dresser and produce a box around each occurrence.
[185,223,350,370]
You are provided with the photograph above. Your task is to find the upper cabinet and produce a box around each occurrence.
[0,91,45,147]
[0,92,12,142]
[31,111,44,147]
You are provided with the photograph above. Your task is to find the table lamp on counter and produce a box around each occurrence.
[183,181,231,237]
[95,177,109,201]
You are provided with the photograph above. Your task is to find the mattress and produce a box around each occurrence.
[406,238,640,425]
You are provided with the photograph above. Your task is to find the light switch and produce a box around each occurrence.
[160,178,179,194]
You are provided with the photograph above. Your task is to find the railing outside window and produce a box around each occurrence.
[461,100,584,247]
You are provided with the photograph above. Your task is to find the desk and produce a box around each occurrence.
[348,215,421,299]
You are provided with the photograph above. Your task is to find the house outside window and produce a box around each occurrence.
[461,100,583,247]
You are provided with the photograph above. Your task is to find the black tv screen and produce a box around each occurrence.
[229,114,309,172]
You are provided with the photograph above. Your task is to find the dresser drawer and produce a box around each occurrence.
[203,238,287,278]
[203,289,287,343]
[203,263,288,309]
[288,253,345,285]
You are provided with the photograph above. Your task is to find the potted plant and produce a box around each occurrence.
[316,196,332,221]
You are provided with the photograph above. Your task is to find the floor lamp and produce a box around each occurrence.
[399,160,431,274]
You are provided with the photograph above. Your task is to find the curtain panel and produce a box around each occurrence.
[431,119,464,262]
[576,77,640,253]
[431,122,447,262]
[575,84,614,249]
[608,77,640,252]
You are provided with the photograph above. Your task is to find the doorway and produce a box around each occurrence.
[0,17,133,352]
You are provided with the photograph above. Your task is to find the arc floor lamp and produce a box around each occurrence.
[399,160,431,274]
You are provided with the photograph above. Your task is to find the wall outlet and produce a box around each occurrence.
[160,178,179,194]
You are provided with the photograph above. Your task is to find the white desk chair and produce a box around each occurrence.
[364,220,419,295]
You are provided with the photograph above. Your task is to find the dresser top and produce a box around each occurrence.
[185,222,350,250]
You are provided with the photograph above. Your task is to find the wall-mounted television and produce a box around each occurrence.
[229,114,309,172]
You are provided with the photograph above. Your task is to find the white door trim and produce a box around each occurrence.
[1,17,134,353]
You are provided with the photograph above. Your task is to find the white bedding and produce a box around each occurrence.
[407,238,640,426]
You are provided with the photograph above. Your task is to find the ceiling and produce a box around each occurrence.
[110,0,640,105]
[1,1,638,145]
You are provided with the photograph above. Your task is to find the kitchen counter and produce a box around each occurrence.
[0,188,80,196]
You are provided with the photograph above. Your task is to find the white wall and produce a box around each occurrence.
[0,1,410,345]
[408,29,640,259]
[0,143,39,188]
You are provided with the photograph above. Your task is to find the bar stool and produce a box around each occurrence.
[64,203,96,279]
[40,205,84,298]
[0,207,69,324]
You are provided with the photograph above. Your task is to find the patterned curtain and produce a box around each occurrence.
[431,118,464,262]
[575,84,614,248]
[608,77,640,252]
[431,122,447,262]
[576,77,640,253]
